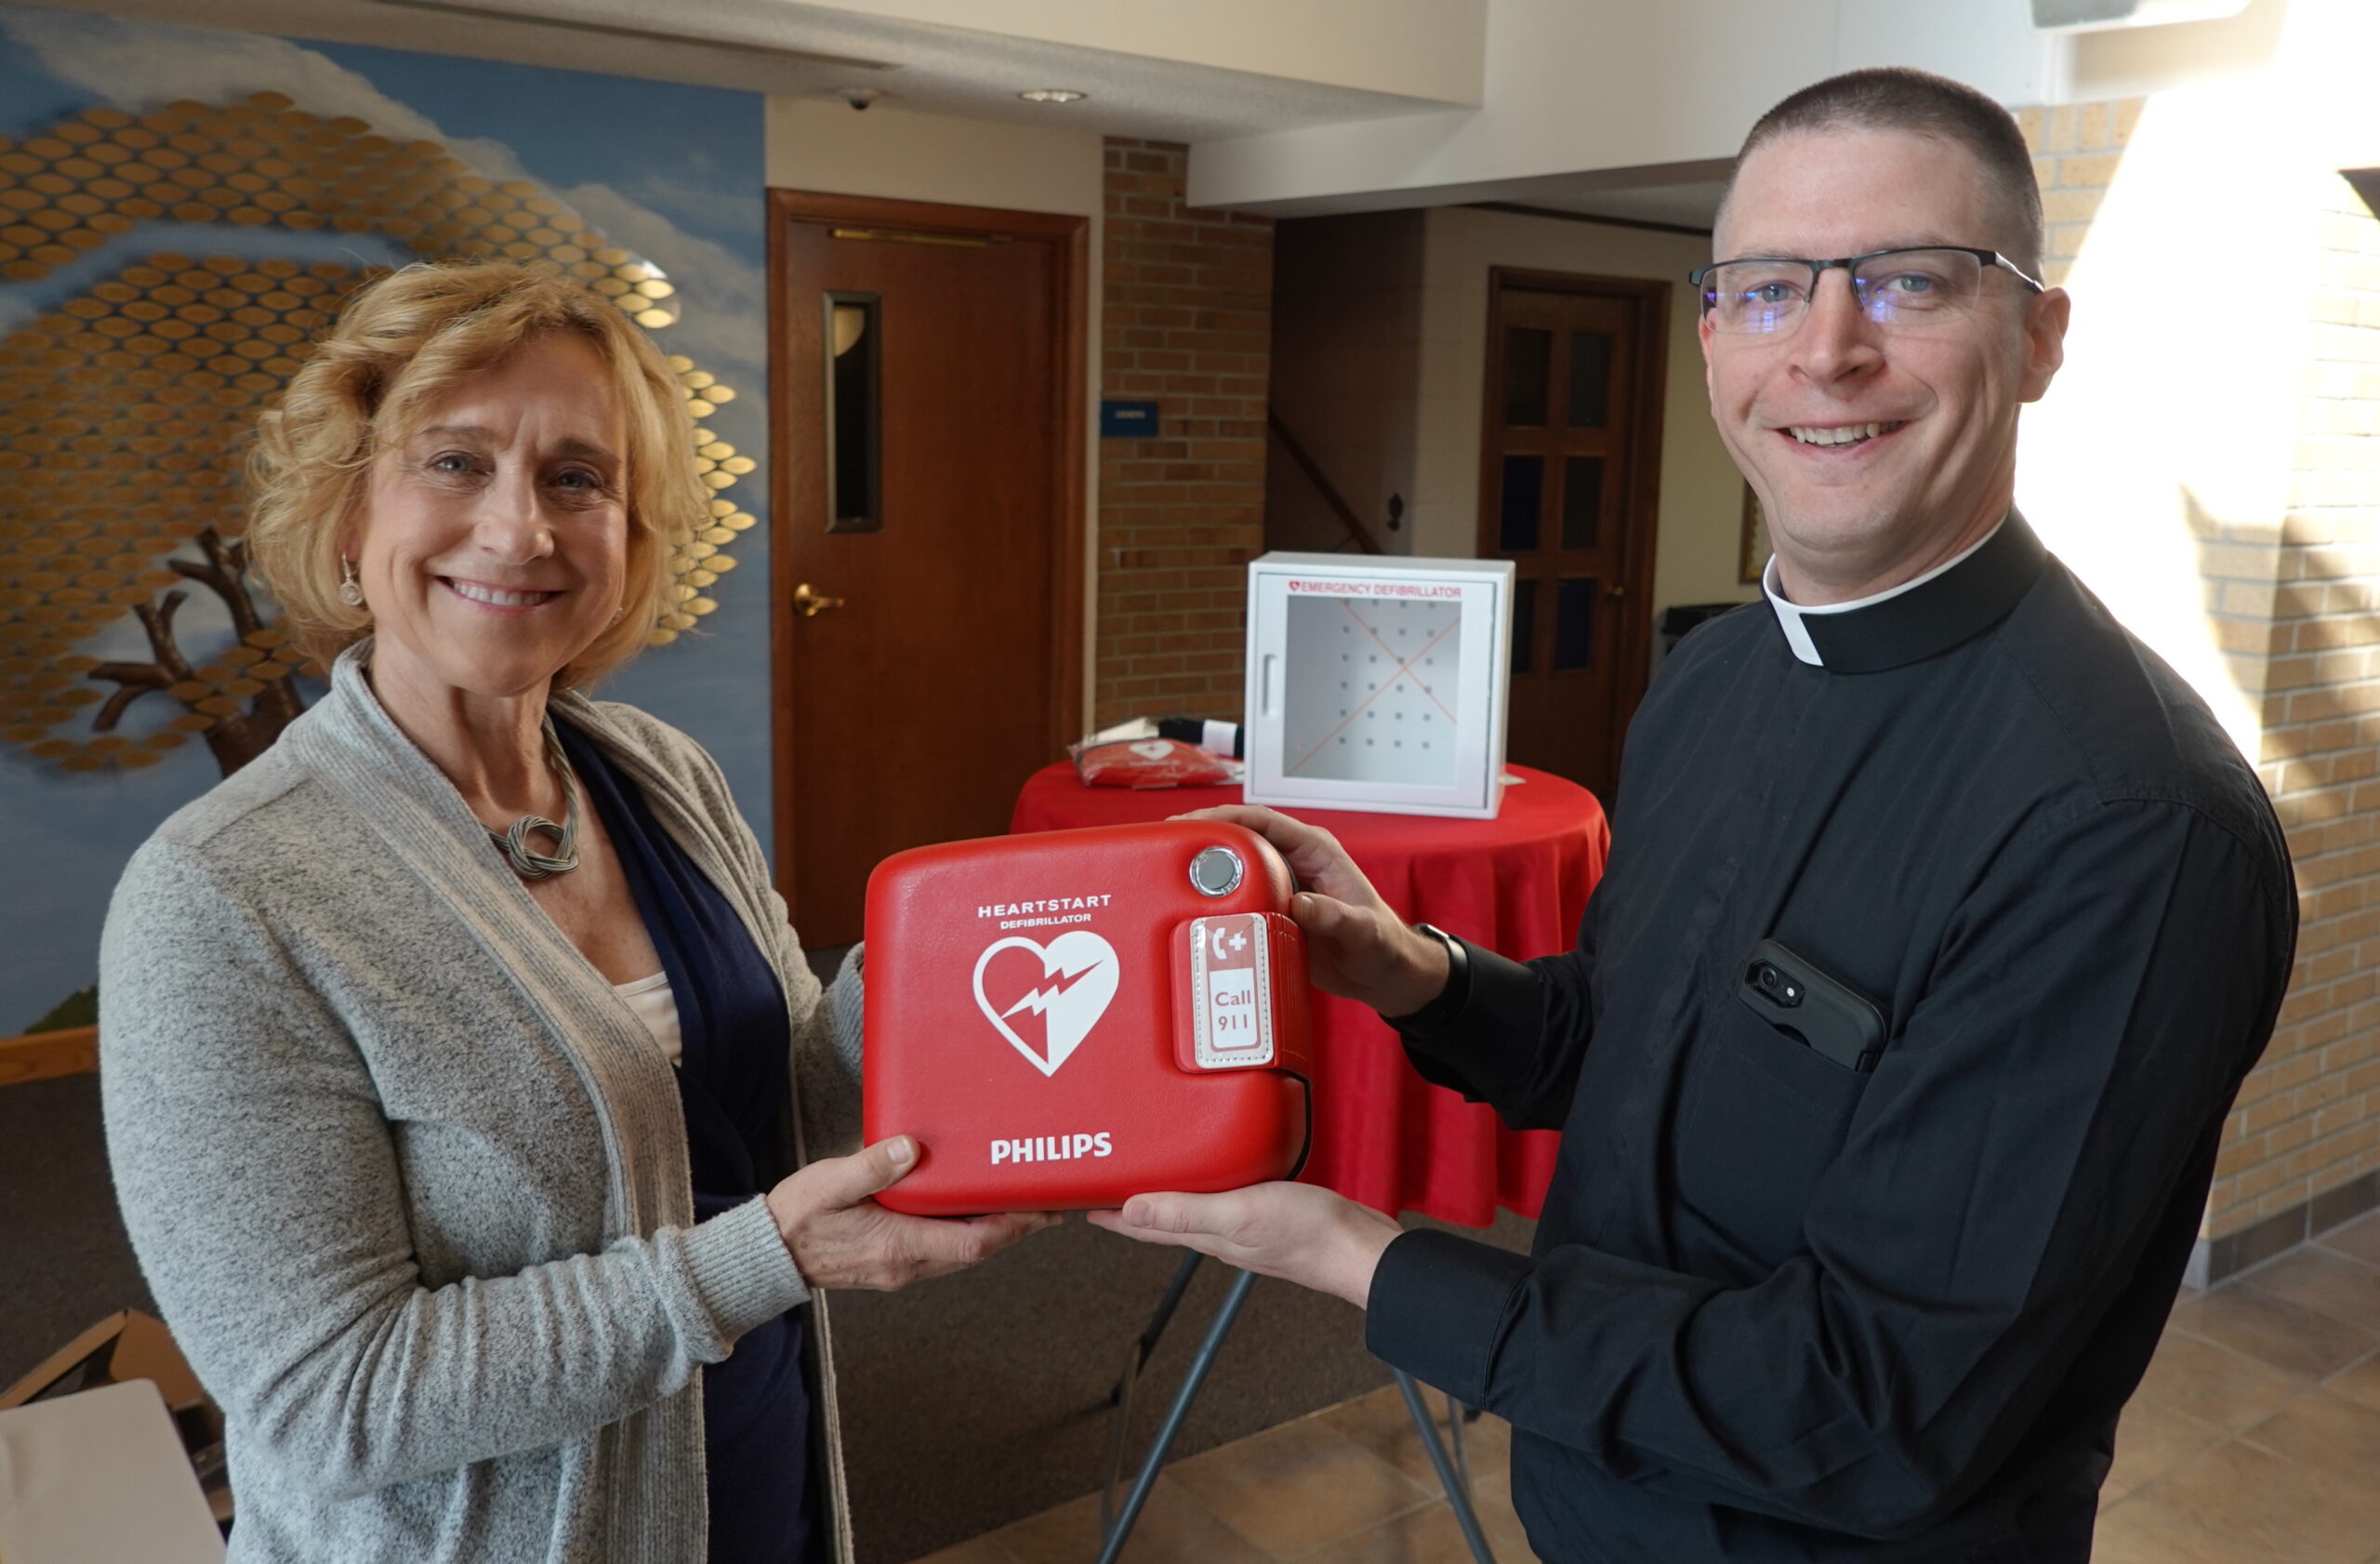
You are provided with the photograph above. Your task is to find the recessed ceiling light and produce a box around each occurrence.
[1019,88,1088,104]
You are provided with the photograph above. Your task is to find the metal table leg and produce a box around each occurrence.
[1099,1251,1203,1535]
[1108,1250,1204,1406]
[1095,1266,1258,1564]
[1397,1370,1498,1563]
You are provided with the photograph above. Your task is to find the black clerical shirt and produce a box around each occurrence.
[1368,516,2295,1563]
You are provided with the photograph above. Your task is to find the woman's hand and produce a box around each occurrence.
[764,1135,1054,1291]
[1174,805,1449,1018]
[1087,1183,1403,1308]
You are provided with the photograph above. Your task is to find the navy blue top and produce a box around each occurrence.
[559,722,813,1564]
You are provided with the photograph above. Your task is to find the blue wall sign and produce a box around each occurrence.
[1100,400,1160,438]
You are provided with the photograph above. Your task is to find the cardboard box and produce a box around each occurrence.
[2,1309,231,1525]
[0,1379,225,1563]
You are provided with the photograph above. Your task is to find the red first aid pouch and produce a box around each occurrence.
[863,820,1314,1214]
[1069,737,1234,789]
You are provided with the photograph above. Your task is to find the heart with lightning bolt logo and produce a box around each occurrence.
[971,930,1120,1077]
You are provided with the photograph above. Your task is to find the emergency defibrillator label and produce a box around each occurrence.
[1190,913,1274,1068]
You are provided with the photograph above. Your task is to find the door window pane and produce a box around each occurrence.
[1568,331,1613,429]
[1512,577,1537,676]
[1500,455,1542,553]
[1562,457,1604,550]
[1504,327,1551,427]
[826,291,880,532]
[1554,577,1597,669]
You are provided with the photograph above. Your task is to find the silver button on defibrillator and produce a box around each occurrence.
[1188,846,1244,897]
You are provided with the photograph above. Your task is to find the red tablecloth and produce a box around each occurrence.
[1010,763,1608,1226]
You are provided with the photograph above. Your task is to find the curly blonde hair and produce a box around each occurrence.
[247,258,707,686]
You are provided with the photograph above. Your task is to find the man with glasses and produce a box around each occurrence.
[1094,67,2294,1562]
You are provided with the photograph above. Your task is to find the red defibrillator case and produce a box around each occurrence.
[863,820,1315,1215]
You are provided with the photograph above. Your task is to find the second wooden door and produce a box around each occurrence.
[1477,270,1665,804]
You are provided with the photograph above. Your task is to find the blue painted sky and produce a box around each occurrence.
[0,21,94,126]
[306,39,761,258]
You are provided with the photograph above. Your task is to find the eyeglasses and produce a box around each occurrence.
[1689,246,2044,336]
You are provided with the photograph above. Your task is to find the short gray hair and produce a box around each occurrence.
[1718,66,2045,275]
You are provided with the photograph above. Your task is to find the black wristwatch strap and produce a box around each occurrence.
[1388,922,1471,1029]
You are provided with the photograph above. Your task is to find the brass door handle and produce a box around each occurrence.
[1606,583,1628,600]
[793,583,845,618]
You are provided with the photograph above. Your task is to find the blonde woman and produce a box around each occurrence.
[99,260,1048,1564]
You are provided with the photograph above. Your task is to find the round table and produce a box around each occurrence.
[1010,762,1608,1226]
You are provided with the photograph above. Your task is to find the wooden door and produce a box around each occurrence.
[1478,270,1665,804]
[771,192,1086,944]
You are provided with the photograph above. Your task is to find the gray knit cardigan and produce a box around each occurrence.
[99,645,863,1564]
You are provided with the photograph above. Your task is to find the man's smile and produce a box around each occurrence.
[1781,420,1909,448]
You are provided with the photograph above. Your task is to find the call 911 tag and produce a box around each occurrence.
[1189,912,1274,1069]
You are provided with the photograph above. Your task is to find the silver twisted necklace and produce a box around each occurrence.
[489,716,581,880]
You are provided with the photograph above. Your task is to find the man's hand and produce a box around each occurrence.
[1086,1182,1403,1308]
[764,1135,1055,1291]
[1175,804,1449,1018]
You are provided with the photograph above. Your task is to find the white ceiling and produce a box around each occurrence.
[1228,155,1731,234]
[11,0,1732,227]
[16,0,1462,143]
[1483,179,1726,234]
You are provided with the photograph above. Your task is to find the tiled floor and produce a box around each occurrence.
[2095,1212,2380,1564]
[916,1211,2380,1563]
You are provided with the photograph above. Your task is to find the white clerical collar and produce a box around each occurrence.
[1763,519,2009,668]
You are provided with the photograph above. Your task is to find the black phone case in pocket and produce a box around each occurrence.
[1735,938,1888,1072]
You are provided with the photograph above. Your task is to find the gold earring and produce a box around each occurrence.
[338,557,364,608]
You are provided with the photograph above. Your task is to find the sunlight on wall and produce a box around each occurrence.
[2016,76,2310,760]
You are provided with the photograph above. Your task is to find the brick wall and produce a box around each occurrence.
[2023,98,2380,1268]
[2199,170,2380,1255]
[1093,138,1272,730]
[2018,99,2142,287]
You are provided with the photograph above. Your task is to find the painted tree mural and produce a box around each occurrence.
[0,91,756,778]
